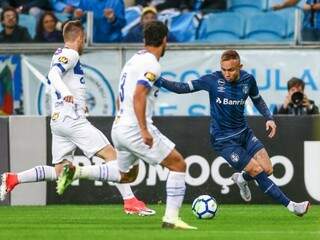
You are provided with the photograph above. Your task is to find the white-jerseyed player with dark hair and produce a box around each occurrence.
[0,20,154,216]
[111,21,196,229]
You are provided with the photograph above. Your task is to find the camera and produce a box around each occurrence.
[291,91,304,106]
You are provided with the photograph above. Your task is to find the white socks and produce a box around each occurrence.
[75,161,134,200]
[164,171,186,222]
[115,183,134,200]
[237,172,246,184]
[17,166,57,183]
[77,161,121,182]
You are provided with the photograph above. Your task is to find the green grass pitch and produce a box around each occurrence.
[0,204,319,240]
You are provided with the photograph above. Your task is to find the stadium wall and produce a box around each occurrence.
[9,116,47,205]
[45,116,320,205]
[1,116,320,205]
[0,117,10,205]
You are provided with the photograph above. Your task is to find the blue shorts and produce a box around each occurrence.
[211,128,264,171]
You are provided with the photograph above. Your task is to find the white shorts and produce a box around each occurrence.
[51,114,110,165]
[111,124,175,173]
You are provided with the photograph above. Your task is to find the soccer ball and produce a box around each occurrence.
[191,195,218,219]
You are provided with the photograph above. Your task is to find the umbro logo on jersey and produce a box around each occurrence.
[216,97,245,105]
[58,56,68,64]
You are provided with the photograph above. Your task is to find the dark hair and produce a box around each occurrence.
[287,77,305,91]
[221,49,240,62]
[36,11,58,36]
[1,6,19,23]
[62,20,84,41]
[143,21,168,47]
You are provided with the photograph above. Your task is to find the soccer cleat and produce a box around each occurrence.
[232,172,252,202]
[56,164,76,195]
[292,201,310,217]
[124,197,156,216]
[162,216,197,230]
[0,173,18,201]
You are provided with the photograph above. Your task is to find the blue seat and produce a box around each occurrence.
[272,7,303,39]
[19,14,37,38]
[122,6,141,36]
[167,12,201,42]
[198,12,245,42]
[228,0,268,15]
[245,12,287,41]
[54,12,71,23]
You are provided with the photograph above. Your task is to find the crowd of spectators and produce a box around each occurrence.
[0,0,319,43]
[0,0,227,44]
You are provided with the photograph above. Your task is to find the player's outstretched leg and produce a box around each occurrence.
[0,166,57,201]
[161,150,197,230]
[231,172,252,202]
[56,161,156,216]
[246,160,310,217]
[56,160,121,195]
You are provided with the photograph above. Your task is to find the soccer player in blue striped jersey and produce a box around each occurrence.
[156,50,310,216]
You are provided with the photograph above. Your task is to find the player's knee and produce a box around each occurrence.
[246,162,264,177]
[120,173,135,183]
[265,166,273,176]
[120,165,139,183]
[169,157,186,172]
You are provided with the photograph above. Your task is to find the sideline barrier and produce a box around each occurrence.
[1,116,319,205]
[46,116,320,204]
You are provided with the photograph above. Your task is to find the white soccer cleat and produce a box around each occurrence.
[292,201,310,217]
[162,216,197,230]
[232,172,252,202]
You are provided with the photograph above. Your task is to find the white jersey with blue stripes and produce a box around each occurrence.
[115,50,161,126]
[49,47,85,113]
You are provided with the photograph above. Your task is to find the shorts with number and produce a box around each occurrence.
[211,128,264,171]
[51,115,110,165]
[111,124,175,173]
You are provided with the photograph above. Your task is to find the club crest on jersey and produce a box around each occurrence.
[230,152,239,162]
[242,84,249,94]
[144,72,156,82]
[58,56,68,64]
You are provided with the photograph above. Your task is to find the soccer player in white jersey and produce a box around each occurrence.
[0,20,155,216]
[111,21,196,229]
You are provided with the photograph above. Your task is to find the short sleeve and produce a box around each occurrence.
[137,55,161,89]
[52,49,79,74]
[190,74,212,92]
[249,75,260,99]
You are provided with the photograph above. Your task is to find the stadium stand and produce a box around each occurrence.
[197,12,245,42]
[166,12,201,42]
[245,12,287,41]
[121,6,142,37]
[227,0,268,15]
[17,14,37,39]
[0,0,306,43]
[54,12,71,23]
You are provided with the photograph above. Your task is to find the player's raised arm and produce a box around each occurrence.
[156,74,212,94]
[249,76,276,138]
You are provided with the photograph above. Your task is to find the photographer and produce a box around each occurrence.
[274,77,319,115]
